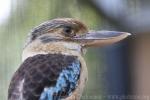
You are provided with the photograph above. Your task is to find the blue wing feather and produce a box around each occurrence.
[40,60,80,100]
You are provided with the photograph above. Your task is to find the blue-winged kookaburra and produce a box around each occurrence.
[8,18,130,100]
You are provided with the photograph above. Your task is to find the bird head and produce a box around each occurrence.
[25,18,88,46]
[23,18,130,60]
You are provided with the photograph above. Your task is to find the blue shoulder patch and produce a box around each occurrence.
[40,59,80,100]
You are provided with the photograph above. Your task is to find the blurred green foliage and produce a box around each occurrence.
[0,0,104,99]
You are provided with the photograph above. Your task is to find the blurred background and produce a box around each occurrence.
[0,0,150,100]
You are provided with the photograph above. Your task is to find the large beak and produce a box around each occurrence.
[74,30,131,47]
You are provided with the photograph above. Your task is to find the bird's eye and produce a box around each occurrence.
[63,26,75,37]
[64,26,72,33]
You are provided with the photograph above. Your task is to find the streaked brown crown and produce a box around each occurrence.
[26,18,88,45]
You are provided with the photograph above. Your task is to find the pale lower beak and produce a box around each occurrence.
[74,30,131,47]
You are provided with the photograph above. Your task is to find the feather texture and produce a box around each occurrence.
[40,60,80,100]
[8,54,80,100]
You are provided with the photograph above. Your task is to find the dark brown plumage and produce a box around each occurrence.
[8,54,80,100]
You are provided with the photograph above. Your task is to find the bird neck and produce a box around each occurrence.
[22,40,85,61]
